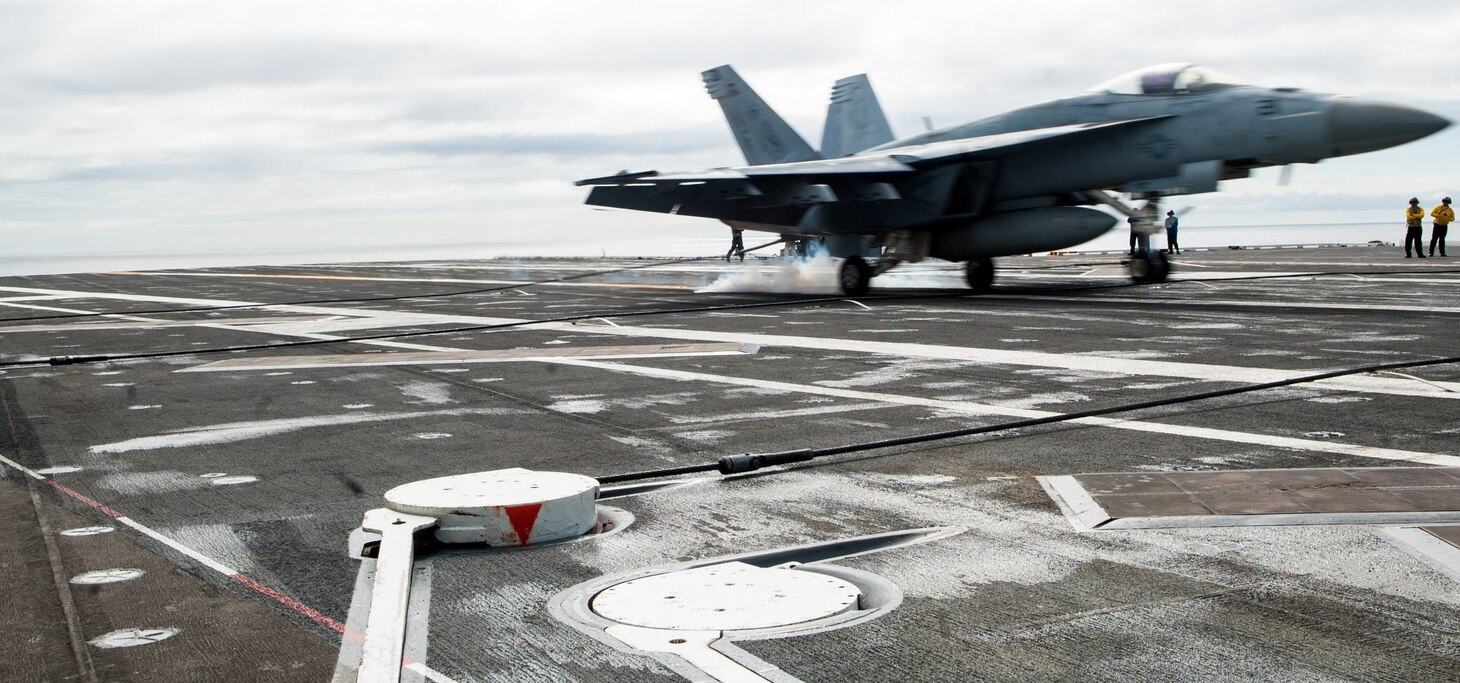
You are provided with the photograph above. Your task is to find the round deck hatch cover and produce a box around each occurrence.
[591,561,861,631]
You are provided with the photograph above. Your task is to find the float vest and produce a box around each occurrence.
[1407,205,1425,227]
[1433,204,1454,226]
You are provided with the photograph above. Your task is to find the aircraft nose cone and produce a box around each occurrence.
[1327,98,1450,157]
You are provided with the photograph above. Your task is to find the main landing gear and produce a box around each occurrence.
[1127,250,1170,284]
[964,257,995,293]
[839,256,872,295]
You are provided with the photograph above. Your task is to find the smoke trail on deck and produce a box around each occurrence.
[695,247,843,294]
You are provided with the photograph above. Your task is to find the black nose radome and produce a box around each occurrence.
[1327,98,1450,157]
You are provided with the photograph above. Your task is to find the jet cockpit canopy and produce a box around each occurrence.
[1088,63,1243,95]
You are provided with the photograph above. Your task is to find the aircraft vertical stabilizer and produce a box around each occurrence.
[821,74,895,158]
[702,65,821,166]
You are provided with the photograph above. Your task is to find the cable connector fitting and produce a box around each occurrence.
[48,355,108,366]
[718,449,816,475]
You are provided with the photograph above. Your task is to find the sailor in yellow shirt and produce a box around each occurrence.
[1430,196,1453,257]
[1405,197,1426,258]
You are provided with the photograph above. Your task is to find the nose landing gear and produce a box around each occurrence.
[1127,250,1170,284]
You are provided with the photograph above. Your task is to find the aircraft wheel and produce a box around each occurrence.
[839,256,871,295]
[1147,252,1171,283]
[1127,253,1151,283]
[965,257,995,292]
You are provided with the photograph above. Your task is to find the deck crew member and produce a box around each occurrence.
[1164,210,1181,254]
[1405,197,1426,258]
[1431,197,1453,257]
[725,227,745,262]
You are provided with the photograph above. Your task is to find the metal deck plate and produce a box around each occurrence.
[592,562,862,632]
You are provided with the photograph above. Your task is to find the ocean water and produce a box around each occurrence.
[1069,221,1397,253]
[0,222,1401,277]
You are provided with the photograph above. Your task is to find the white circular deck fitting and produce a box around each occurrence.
[384,467,599,546]
[89,628,178,649]
[592,561,862,632]
[71,568,146,585]
[210,475,258,486]
[60,526,115,537]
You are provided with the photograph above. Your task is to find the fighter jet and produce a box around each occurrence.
[578,63,1449,293]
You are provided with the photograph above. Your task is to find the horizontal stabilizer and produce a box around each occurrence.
[821,74,895,158]
[702,65,822,166]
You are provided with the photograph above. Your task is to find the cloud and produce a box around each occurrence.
[1,0,1458,273]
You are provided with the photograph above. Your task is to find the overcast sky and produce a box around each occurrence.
[2,1,1457,271]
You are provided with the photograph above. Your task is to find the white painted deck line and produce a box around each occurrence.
[19,283,1436,467]
[181,343,753,372]
[980,293,1460,315]
[605,625,774,683]
[1037,476,1113,531]
[1377,527,1460,583]
[6,284,1456,400]
[0,316,350,334]
[548,359,1460,468]
[333,560,377,683]
[533,323,1460,400]
[100,271,693,291]
[1095,511,1460,530]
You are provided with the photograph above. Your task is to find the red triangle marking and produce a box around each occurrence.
[504,503,544,545]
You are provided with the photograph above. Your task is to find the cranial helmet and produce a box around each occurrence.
[1410,197,1420,203]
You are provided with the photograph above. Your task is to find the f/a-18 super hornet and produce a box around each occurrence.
[577,63,1449,293]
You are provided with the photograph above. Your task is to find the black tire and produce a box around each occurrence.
[965,257,995,292]
[839,256,871,295]
[1128,253,1151,283]
[1147,252,1170,283]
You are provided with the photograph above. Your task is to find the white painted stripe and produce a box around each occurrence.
[528,323,1460,400]
[1099,511,1460,530]
[0,285,256,307]
[116,516,238,576]
[546,359,1460,467]
[181,343,751,372]
[333,560,376,682]
[1037,475,1112,531]
[402,662,459,683]
[0,295,72,303]
[980,292,1460,315]
[0,454,241,575]
[401,560,433,683]
[668,402,889,425]
[0,452,46,480]
[8,284,1457,400]
[1377,527,1460,583]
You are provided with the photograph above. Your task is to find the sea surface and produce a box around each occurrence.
[0,222,1403,277]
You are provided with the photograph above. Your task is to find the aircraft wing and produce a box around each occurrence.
[578,116,1172,227]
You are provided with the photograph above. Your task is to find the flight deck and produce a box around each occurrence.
[1,246,1458,682]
